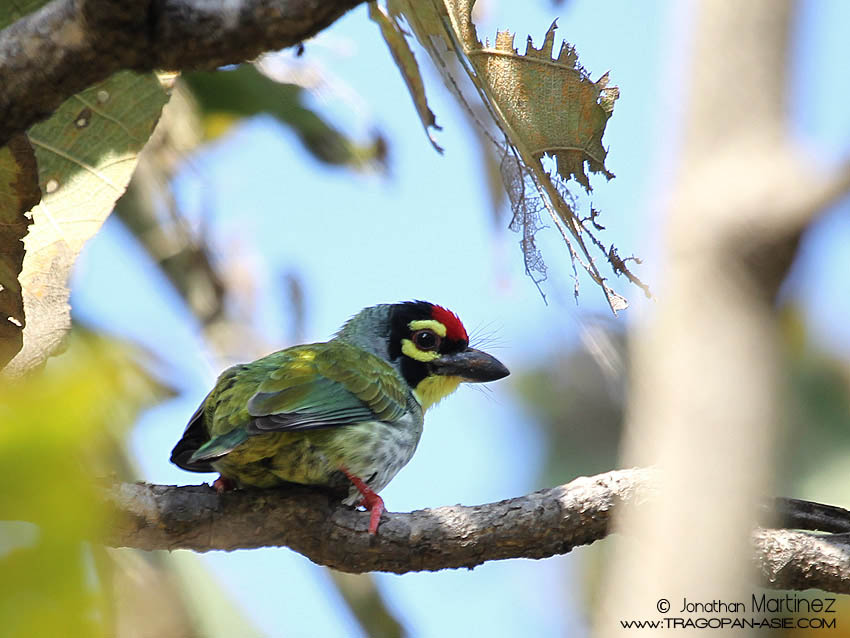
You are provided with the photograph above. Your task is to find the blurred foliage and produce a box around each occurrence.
[330,571,407,638]
[183,64,387,169]
[512,320,627,486]
[776,307,850,503]
[513,306,850,493]
[0,330,171,638]
[511,304,850,627]
[112,82,226,326]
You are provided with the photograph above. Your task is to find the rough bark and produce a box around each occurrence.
[0,0,367,147]
[753,529,850,593]
[102,468,850,594]
[106,469,654,569]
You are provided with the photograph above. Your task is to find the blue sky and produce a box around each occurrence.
[70,1,850,636]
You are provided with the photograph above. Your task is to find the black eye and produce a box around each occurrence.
[412,329,441,351]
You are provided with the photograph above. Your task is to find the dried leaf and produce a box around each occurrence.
[0,135,41,368]
[6,72,168,375]
[477,22,616,192]
[370,3,443,152]
[382,0,649,313]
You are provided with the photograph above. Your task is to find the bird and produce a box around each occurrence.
[170,300,509,534]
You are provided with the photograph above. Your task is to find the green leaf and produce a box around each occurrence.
[0,0,51,28]
[183,65,383,168]
[6,71,168,374]
[0,332,165,638]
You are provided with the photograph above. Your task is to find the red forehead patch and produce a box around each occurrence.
[430,305,468,342]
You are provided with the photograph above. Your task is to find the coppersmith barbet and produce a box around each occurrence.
[170,301,509,534]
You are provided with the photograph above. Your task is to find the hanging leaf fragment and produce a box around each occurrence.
[477,25,616,193]
[5,71,168,375]
[0,135,41,368]
[369,3,443,152]
[379,0,650,312]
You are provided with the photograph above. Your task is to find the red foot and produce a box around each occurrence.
[212,476,236,493]
[340,467,385,535]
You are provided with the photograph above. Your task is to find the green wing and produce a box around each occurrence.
[187,342,409,463]
[246,342,409,431]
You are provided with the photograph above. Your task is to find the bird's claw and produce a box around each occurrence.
[361,492,385,536]
[212,476,236,493]
[340,466,385,535]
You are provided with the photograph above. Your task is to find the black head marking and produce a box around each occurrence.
[388,301,469,389]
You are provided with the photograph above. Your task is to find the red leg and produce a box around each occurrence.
[340,467,385,535]
[212,475,236,493]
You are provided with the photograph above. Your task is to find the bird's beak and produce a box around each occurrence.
[431,347,510,382]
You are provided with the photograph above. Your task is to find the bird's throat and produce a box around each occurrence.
[413,375,462,411]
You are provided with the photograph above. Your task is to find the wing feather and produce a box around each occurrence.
[245,342,408,432]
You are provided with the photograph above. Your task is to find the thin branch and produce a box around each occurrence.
[0,0,368,147]
[765,498,850,534]
[753,530,850,593]
[103,468,850,593]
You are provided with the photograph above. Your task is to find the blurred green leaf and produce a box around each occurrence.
[512,325,626,485]
[776,307,850,502]
[329,571,407,638]
[0,332,168,638]
[0,0,51,27]
[183,65,385,168]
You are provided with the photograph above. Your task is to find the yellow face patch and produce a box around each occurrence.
[401,338,440,362]
[407,319,446,337]
[413,375,462,411]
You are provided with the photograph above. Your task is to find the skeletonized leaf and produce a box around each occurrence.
[6,72,168,375]
[0,135,41,368]
[383,0,648,312]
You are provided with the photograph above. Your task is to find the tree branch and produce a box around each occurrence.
[0,0,367,147]
[753,529,850,593]
[102,468,850,593]
[106,469,655,570]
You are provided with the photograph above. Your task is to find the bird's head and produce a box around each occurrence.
[337,300,509,411]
